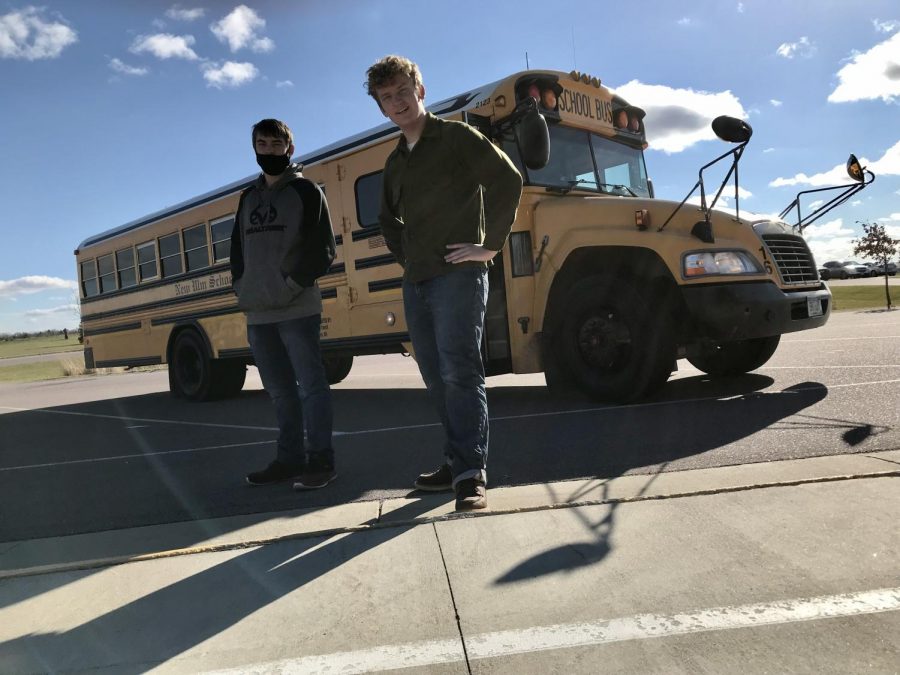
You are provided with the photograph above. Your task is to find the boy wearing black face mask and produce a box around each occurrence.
[230,118,338,490]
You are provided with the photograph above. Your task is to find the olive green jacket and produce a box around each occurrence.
[379,113,523,283]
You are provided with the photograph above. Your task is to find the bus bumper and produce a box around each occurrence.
[681,281,831,343]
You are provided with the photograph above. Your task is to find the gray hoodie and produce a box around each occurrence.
[230,164,336,325]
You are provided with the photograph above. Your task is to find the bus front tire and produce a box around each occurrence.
[169,330,246,401]
[685,335,780,377]
[545,277,675,403]
[322,354,353,384]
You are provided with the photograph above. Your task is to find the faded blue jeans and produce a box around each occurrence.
[403,267,489,486]
[247,314,333,469]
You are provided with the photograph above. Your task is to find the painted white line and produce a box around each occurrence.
[782,335,900,343]
[203,587,900,674]
[0,406,278,431]
[0,441,273,472]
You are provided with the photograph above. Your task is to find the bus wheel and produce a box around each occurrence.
[170,330,214,401]
[686,335,780,376]
[322,355,353,384]
[549,277,675,403]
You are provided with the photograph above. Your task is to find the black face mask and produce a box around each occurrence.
[256,152,290,176]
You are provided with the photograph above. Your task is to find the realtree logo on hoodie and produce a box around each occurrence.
[247,203,282,233]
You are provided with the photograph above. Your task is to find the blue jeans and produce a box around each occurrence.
[247,314,333,468]
[403,267,489,485]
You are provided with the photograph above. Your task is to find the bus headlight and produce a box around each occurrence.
[683,251,761,277]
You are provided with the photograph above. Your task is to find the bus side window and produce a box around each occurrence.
[137,241,158,281]
[159,233,183,278]
[183,223,210,272]
[354,171,383,229]
[116,247,137,288]
[97,254,116,294]
[80,260,99,298]
[210,215,234,262]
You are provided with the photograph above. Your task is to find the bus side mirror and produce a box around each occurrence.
[846,154,864,182]
[712,116,752,144]
[516,106,550,170]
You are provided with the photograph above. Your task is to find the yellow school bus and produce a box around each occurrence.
[75,69,871,402]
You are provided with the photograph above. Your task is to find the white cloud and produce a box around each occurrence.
[878,212,900,221]
[614,80,747,153]
[677,17,692,26]
[769,99,782,107]
[202,60,258,88]
[24,304,78,317]
[109,57,148,76]
[737,3,745,13]
[770,139,900,186]
[873,19,900,34]
[0,6,77,60]
[763,147,775,153]
[130,33,199,60]
[808,199,825,211]
[803,218,858,263]
[210,5,273,53]
[776,36,816,59]
[828,32,900,103]
[276,79,293,88]
[0,276,77,298]
[166,6,205,21]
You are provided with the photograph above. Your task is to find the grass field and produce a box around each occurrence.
[0,334,83,359]
[830,285,897,311]
[0,360,76,383]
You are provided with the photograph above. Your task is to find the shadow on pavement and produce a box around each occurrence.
[493,379,829,585]
[0,373,847,669]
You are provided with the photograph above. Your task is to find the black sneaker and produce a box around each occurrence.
[414,464,453,492]
[246,460,303,486]
[455,478,487,511]
[294,455,337,490]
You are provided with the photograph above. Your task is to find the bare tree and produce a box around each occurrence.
[852,220,899,310]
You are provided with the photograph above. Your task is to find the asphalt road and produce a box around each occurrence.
[1,309,898,543]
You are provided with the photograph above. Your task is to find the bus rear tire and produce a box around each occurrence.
[686,335,780,376]
[323,354,353,384]
[169,329,245,401]
[545,276,675,403]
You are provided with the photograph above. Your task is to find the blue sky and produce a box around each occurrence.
[1,0,898,333]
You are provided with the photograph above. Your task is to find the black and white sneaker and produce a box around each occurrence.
[414,464,453,492]
[246,460,303,486]
[294,455,337,490]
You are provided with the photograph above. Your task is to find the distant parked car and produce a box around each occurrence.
[870,261,898,276]
[820,260,852,279]
[842,261,871,277]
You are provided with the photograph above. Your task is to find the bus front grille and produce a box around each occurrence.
[761,234,819,285]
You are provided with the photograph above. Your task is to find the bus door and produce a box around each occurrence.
[338,143,408,345]
[311,161,352,344]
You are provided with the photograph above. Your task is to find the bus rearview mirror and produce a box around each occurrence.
[516,108,550,170]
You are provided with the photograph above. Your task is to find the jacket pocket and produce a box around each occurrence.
[236,271,301,312]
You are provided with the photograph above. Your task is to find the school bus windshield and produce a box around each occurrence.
[504,125,650,197]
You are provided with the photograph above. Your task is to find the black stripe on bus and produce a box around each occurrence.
[83,321,142,337]
[322,332,410,350]
[96,356,163,368]
[355,253,398,271]
[329,263,346,275]
[218,347,253,359]
[151,307,243,326]
[80,264,232,305]
[321,288,338,299]
[351,227,384,242]
[82,288,236,322]
[334,234,343,246]
[368,278,403,292]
